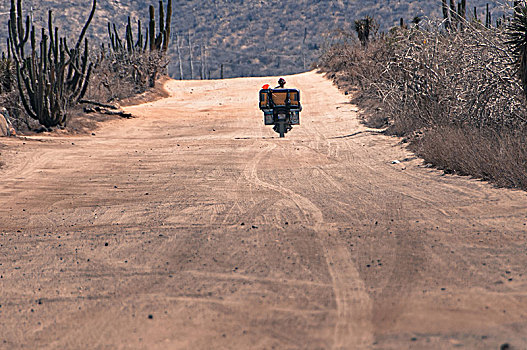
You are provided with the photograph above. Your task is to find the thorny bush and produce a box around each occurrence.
[319,21,527,189]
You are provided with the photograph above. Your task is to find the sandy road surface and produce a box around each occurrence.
[1,71,527,349]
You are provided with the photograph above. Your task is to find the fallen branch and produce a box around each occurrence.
[83,106,134,118]
[79,99,119,110]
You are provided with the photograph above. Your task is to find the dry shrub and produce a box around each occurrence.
[0,57,31,131]
[319,21,527,190]
[86,49,168,103]
[318,37,393,128]
[411,126,527,188]
[380,25,527,134]
[319,37,391,92]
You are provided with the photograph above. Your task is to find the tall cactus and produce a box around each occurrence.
[354,16,375,47]
[485,4,492,28]
[7,0,96,128]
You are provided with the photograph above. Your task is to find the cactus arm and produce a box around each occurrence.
[163,0,172,51]
[48,11,54,59]
[18,65,37,119]
[113,23,123,50]
[23,15,30,44]
[76,62,93,102]
[137,20,142,48]
[54,27,59,64]
[42,30,48,73]
[80,38,89,78]
[144,27,149,51]
[16,0,23,45]
[155,34,163,50]
[74,0,96,52]
[136,20,143,50]
[159,1,165,34]
[108,22,116,50]
[126,17,133,53]
[8,11,36,119]
[70,39,90,100]
[149,5,155,51]
[8,17,20,61]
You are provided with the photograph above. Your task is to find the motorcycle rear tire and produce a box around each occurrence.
[278,122,285,138]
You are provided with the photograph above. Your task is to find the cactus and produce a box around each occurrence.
[108,18,147,54]
[442,0,450,29]
[149,5,155,51]
[0,55,14,95]
[441,1,470,31]
[449,0,457,28]
[457,0,466,30]
[163,0,172,52]
[411,16,422,30]
[354,16,376,47]
[7,0,96,128]
[136,20,144,50]
[108,0,172,54]
[485,4,492,28]
[126,17,134,53]
[149,0,172,52]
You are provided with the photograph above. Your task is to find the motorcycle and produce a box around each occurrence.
[259,87,302,138]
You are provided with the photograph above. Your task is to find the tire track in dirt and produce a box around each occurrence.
[244,142,374,349]
[302,110,431,340]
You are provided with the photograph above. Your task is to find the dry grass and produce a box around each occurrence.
[411,126,527,188]
[318,21,527,190]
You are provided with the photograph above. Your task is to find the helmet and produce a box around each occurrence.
[278,78,286,86]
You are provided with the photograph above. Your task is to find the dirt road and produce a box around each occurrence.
[1,71,527,349]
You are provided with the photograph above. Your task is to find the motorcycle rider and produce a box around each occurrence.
[272,78,292,134]
[275,78,286,89]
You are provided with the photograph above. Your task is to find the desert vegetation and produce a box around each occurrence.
[88,0,172,103]
[0,0,172,133]
[319,1,527,190]
[7,0,96,128]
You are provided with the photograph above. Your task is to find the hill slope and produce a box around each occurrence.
[0,0,505,79]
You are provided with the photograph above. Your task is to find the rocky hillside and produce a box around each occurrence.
[0,0,505,79]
